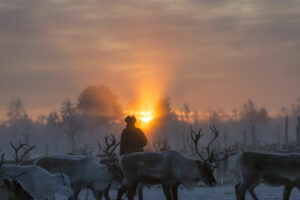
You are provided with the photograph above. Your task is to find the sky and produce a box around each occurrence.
[0,0,300,118]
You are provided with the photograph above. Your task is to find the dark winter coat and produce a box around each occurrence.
[119,126,147,155]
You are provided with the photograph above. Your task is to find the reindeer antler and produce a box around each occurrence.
[0,150,26,179]
[205,126,237,164]
[212,143,238,162]
[204,126,220,163]
[100,134,120,155]
[190,126,205,161]
[98,134,120,164]
[74,144,93,155]
[10,141,36,165]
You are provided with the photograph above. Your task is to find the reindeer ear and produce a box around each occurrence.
[3,178,11,189]
[12,179,22,191]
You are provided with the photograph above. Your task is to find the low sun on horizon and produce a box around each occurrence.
[124,110,155,128]
[139,111,154,123]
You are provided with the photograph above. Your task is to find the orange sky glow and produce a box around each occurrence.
[0,0,300,121]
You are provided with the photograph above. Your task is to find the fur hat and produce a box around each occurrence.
[125,115,136,124]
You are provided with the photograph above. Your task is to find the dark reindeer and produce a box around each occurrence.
[235,152,300,200]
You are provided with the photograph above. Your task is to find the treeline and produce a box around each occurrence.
[0,85,300,159]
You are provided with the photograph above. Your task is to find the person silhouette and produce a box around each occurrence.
[119,115,148,155]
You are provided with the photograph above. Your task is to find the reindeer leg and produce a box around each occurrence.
[137,183,143,200]
[91,189,102,200]
[248,183,259,200]
[162,184,172,200]
[117,185,128,200]
[171,183,180,200]
[72,185,81,200]
[283,185,293,200]
[49,194,56,200]
[235,183,248,200]
[103,184,111,200]
[128,183,138,200]
[236,172,260,200]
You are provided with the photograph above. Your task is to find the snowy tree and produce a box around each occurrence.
[77,85,123,128]
[60,100,84,153]
[241,99,269,145]
[6,99,33,143]
[6,98,28,126]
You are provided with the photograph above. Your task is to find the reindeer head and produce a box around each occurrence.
[196,160,216,186]
[0,152,33,200]
[190,125,236,185]
[191,126,236,164]
[2,178,33,200]
[53,173,74,198]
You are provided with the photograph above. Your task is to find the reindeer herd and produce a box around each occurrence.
[1,126,300,200]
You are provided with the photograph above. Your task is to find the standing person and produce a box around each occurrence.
[119,115,148,155]
[118,115,148,200]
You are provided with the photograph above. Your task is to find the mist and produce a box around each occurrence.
[1,85,300,160]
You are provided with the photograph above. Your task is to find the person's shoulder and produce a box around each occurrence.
[135,127,144,133]
[121,128,128,134]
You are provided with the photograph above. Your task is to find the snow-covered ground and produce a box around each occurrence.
[56,184,300,200]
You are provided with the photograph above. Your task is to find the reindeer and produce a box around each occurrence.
[0,152,33,200]
[235,152,300,200]
[117,126,234,200]
[0,178,33,200]
[35,134,123,200]
[118,126,235,200]
[2,164,73,200]
[163,126,235,200]
[117,150,216,200]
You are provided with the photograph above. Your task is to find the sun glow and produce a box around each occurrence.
[125,110,154,124]
[140,111,154,123]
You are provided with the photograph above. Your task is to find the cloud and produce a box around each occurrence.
[0,0,300,116]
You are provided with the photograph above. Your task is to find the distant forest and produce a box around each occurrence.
[0,85,300,159]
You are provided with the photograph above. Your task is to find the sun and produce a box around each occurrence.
[125,110,154,126]
[140,111,153,123]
